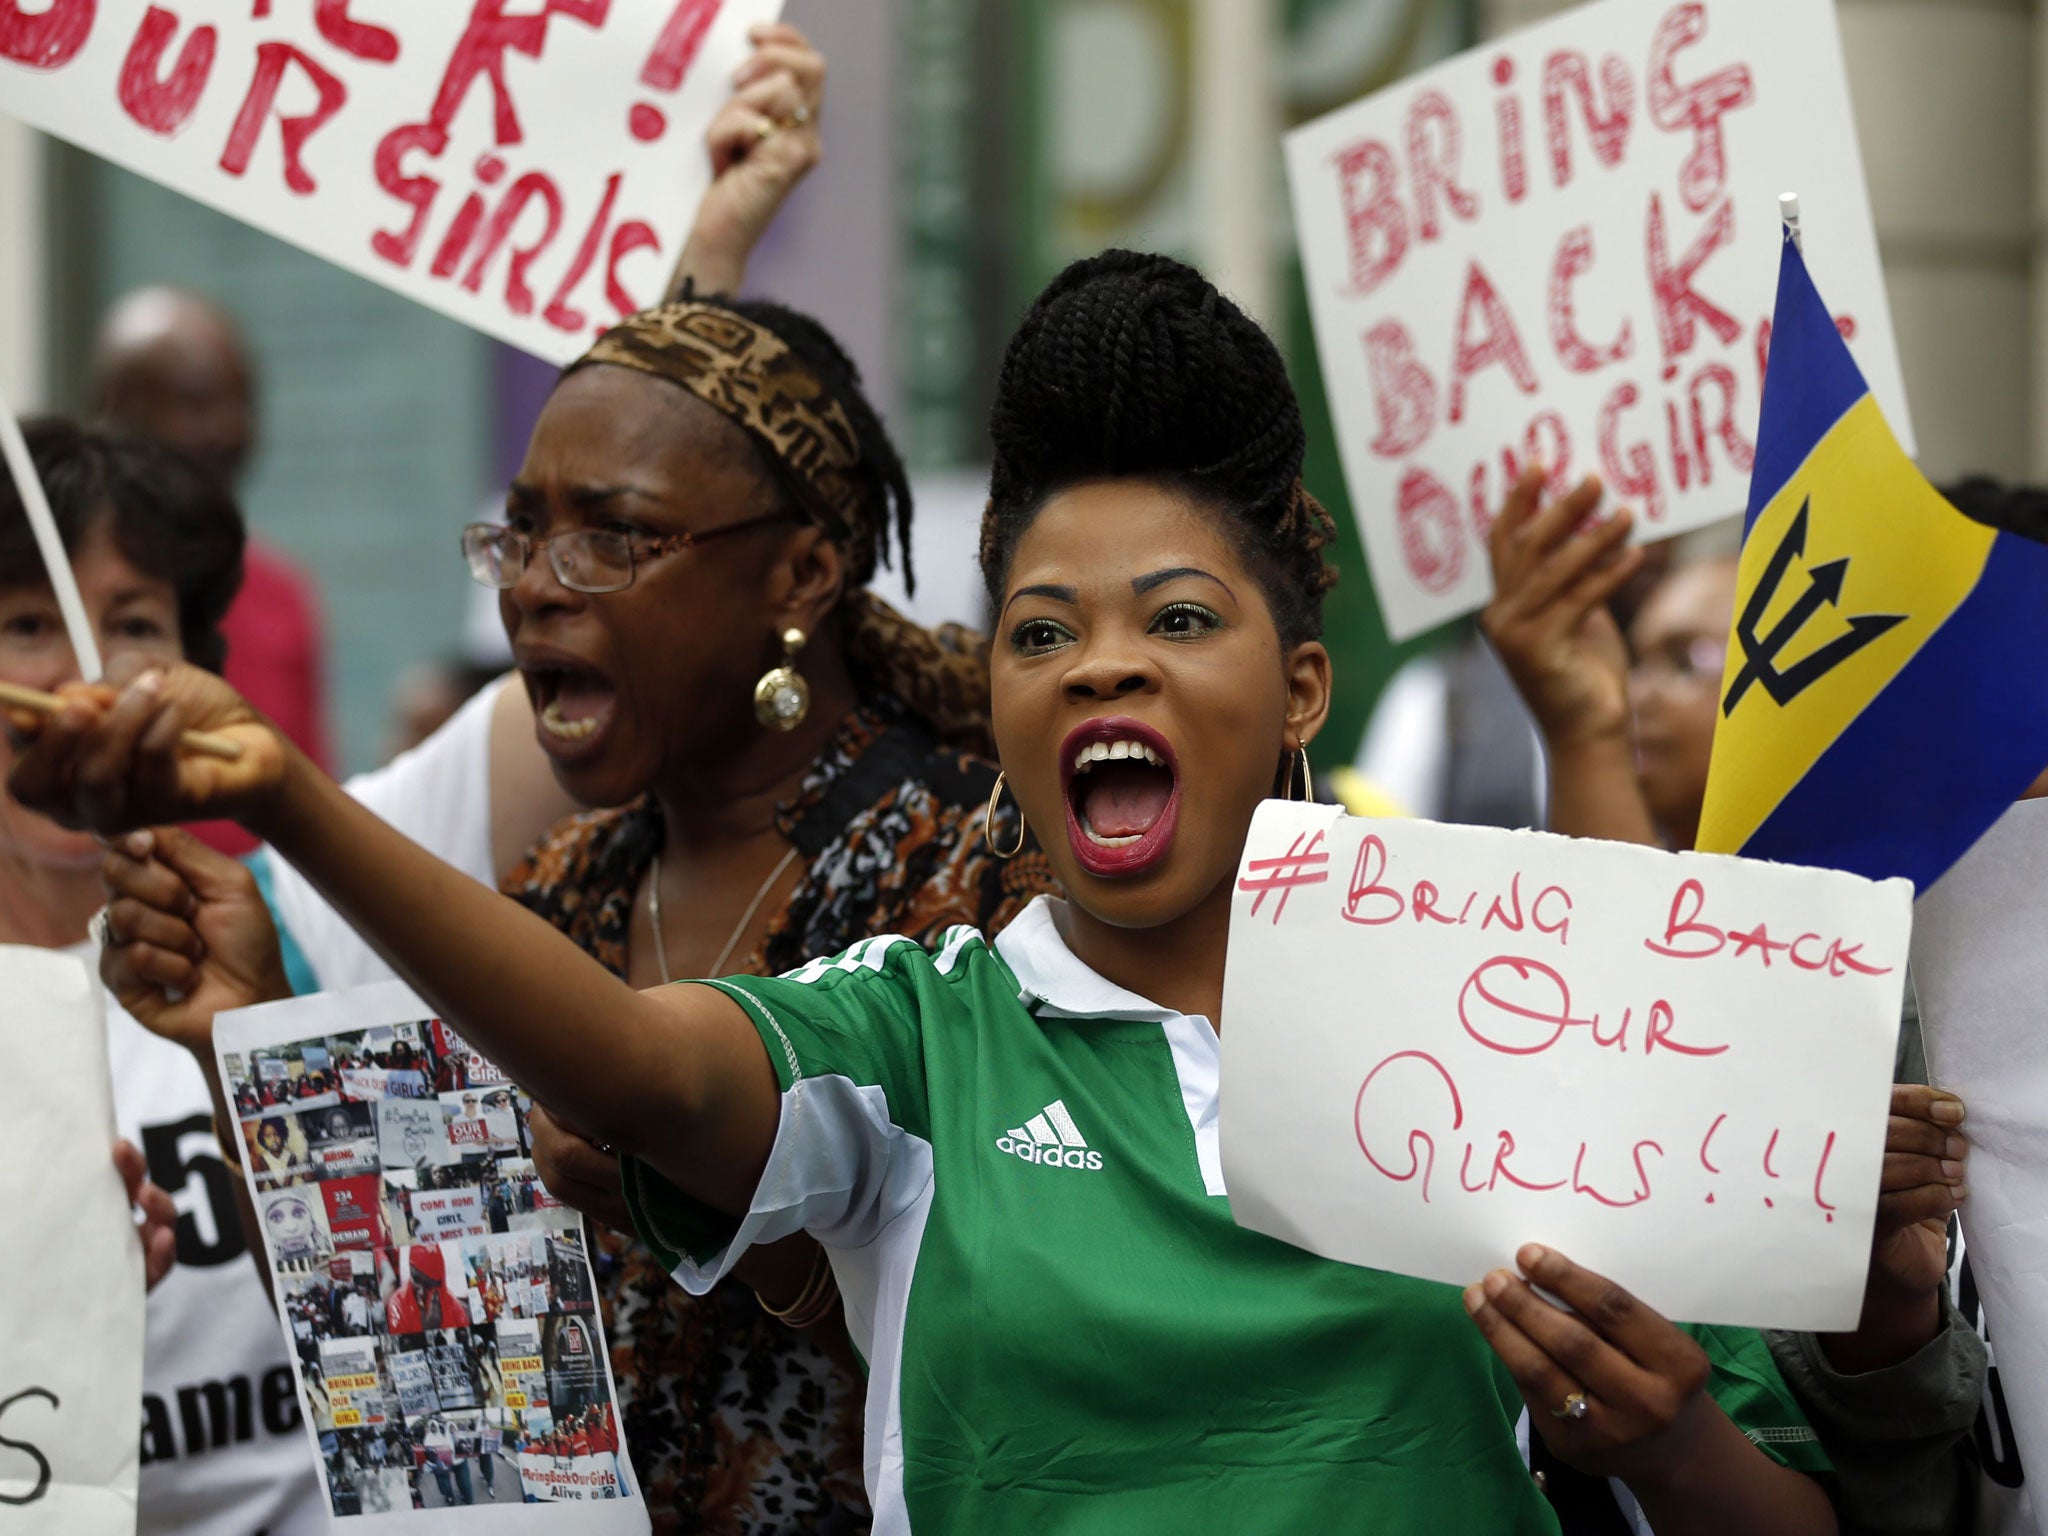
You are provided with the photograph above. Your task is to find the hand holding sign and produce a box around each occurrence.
[7,657,286,839]
[678,22,825,295]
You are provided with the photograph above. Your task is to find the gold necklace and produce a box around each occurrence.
[647,845,801,984]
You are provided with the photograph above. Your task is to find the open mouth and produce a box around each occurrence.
[1060,716,1180,878]
[519,650,619,761]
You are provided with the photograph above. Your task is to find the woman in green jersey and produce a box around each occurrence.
[13,252,1838,1535]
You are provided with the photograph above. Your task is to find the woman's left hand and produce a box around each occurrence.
[116,1137,178,1292]
[1465,1243,1710,1482]
[670,21,826,297]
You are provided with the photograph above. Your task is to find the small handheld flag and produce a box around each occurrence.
[1697,231,2048,889]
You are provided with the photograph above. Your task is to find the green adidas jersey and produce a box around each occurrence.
[626,896,1826,1534]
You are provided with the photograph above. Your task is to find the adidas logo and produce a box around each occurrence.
[995,1099,1104,1171]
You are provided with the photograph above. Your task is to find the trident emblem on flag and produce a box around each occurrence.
[1723,499,1906,715]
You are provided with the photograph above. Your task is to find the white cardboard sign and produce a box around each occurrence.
[1911,797,2048,1534]
[1286,0,1909,640]
[0,948,145,1535]
[1220,802,1909,1329]
[0,0,781,364]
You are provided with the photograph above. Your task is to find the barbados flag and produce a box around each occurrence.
[1697,231,2048,890]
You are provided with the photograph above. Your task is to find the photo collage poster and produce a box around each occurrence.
[216,981,648,1533]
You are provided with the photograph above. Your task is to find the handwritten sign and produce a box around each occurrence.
[0,949,144,1535]
[1912,796,2048,1531]
[1220,802,1909,1328]
[0,0,781,363]
[1285,0,1909,639]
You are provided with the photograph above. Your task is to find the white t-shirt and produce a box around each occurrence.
[86,945,326,1536]
[259,675,504,990]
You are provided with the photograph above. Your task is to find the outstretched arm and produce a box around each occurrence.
[1480,466,1659,847]
[10,659,780,1217]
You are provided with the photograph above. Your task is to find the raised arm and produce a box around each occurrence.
[666,21,826,299]
[1479,466,1659,847]
[9,659,779,1216]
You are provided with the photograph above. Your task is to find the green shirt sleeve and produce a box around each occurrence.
[1687,1322,1833,1475]
[625,935,938,1285]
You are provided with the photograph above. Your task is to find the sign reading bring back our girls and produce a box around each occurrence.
[1286,0,1910,640]
[0,0,782,363]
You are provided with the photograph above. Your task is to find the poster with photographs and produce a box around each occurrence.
[217,982,646,1532]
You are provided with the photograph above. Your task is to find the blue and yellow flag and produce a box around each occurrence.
[1697,232,2048,889]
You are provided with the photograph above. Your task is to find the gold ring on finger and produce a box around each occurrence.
[1551,1391,1590,1421]
[754,119,777,141]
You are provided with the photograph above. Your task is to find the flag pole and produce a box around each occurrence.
[1779,191,1804,254]
[0,387,102,681]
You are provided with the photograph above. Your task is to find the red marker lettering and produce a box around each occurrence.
[0,0,94,70]
[1647,192,1742,364]
[604,218,661,320]
[1395,467,1467,594]
[1448,260,1539,424]
[117,7,217,136]
[1342,832,1403,926]
[1643,999,1727,1057]
[1333,139,1408,297]
[1407,89,1478,240]
[1458,955,1582,1056]
[219,42,347,195]
[1644,878,1725,958]
[1570,1140,1660,1207]
[459,170,564,316]
[542,172,625,332]
[1542,48,1633,188]
[1354,1051,1464,1204]
[1646,2,1754,212]
[1363,320,1438,458]
[1548,225,1632,373]
[631,0,721,141]
[1813,1130,1838,1222]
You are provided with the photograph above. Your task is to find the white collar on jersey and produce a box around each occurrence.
[995,896,1187,1025]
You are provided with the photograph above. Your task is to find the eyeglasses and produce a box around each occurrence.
[460,512,792,595]
[1629,634,1728,688]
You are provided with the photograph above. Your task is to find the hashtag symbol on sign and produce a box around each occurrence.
[1237,831,1329,925]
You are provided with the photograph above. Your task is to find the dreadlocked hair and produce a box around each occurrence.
[714,294,917,593]
[979,249,1338,647]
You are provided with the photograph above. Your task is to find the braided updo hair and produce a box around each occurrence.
[979,249,1338,646]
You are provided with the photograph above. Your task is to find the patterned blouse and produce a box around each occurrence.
[502,696,1055,1534]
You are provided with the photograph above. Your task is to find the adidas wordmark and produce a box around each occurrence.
[995,1098,1104,1171]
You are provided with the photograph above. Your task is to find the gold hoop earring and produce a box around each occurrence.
[1284,742,1315,804]
[983,772,1026,858]
[753,628,811,731]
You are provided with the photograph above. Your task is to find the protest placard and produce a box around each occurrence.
[217,980,645,1530]
[0,0,781,364]
[0,948,144,1536]
[1286,0,1909,639]
[1219,802,1909,1328]
[1912,796,2048,1532]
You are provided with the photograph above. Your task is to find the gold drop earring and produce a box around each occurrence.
[753,627,811,731]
